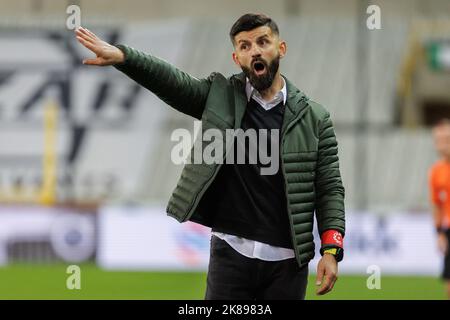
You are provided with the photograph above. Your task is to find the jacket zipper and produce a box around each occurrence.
[184,98,310,268]
[281,99,310,267]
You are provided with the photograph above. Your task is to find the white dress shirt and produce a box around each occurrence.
[211,77,295,261]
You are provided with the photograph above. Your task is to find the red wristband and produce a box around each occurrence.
[321,229,344,248]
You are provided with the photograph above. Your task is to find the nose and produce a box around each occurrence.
[250,45,262,58]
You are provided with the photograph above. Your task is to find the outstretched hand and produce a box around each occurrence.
[75,27,125,66]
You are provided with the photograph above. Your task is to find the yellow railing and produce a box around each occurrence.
[0,100,58,205]
[39,100,58,205]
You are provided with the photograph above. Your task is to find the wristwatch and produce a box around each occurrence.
[320,246,344,262]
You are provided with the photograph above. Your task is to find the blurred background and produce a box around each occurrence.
[0,0,450,299]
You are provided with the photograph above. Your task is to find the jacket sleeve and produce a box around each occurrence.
[314,111,346,237]
[113,44,214,119]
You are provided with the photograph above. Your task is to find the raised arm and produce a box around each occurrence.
[75,27,212,119]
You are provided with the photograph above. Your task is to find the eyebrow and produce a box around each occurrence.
[237,39,250,44]
[237,34,270,45]
[257,34,270,41]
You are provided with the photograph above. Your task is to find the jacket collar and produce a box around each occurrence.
[233,72,309,132]
[245,77,287,106]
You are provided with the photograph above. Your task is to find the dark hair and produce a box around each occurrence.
[229,13,279,45]
[433,118,450,128]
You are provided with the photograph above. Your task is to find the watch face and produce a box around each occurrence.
[324,248,338,255]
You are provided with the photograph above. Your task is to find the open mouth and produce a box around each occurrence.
[252,61,266,76]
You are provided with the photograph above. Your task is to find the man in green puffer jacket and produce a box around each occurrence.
[75,13,345,300]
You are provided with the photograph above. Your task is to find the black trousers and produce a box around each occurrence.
[205,235,309,300]
[443,230,450,280]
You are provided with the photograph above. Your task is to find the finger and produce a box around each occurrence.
[78,27,93,37]
[84,28,98,39]
[317,275,332,295]
[78,27,96,42]
[76,36,96,51]
[76,35,91,48]
[317,278,330,295]
[75,30,95,44]
[319,272,338,295]
[325,275,338,294]
[319,286,332,295]
[315,264,324,286]
[75,28,84,38]
[83,58,102,66]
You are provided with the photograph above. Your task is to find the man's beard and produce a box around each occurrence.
[242,54,280,92]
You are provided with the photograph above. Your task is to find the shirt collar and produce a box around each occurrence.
[245,77,287,105]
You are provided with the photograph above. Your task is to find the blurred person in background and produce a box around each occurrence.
[75,13,345,300]
[429,119,450,299]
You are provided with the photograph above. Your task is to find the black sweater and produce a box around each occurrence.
[198,98,292,249]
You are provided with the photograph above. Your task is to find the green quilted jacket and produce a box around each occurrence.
[114,44,345,267]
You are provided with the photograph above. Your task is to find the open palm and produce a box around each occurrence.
[75,27,124,66]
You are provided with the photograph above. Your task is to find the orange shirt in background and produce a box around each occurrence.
[429,160,450,229]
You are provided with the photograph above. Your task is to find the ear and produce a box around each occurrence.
[232,52,241,67]
[279,40,287,59]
